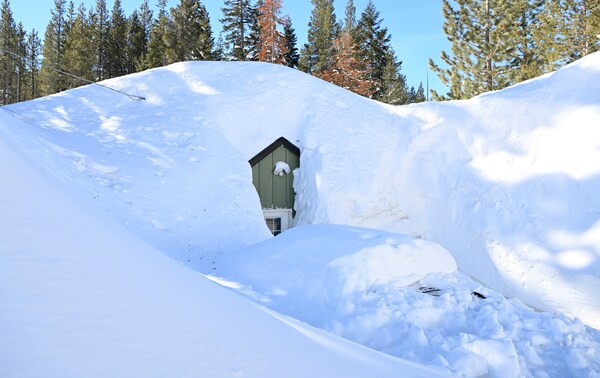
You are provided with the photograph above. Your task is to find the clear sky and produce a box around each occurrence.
[12,0,449,95]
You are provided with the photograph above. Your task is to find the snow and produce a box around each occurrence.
[273,160,291,176]
[0,112,443,378]
[2,53,600,376]
[214,225,600,377]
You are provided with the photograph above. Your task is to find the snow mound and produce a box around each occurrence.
[216,224,456,322]
[215,225,600,378]
[0,113,447,377]
[5,53,600,331]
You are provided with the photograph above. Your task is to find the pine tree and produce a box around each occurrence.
[355,1,395,100]
[15,22,26,102]
[146,0,170,68]
[378,51,409,105]
[317,28,372,97]
[91,0,110,80]
[0,0,17,104]
[283,17,298,68]
[25,29,41,100]
[212,32,225,60]
[300,0,337,73]
[220,0,255,61]
[126,10,146,74]
[534,0,600,71]
[63,3,94,88]
[257,0,287,64]
[133,0,153,70]
[106,0,127,78]
[429,0,527,100]
[40,0,68,96]
[510,0,545,83]
[246,0,262,61]
[168,0,213,63]
[343,0,356,34]
[65,1,75,33]
[412,82,426,103]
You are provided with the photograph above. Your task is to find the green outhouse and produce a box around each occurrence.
[249,137,300,235]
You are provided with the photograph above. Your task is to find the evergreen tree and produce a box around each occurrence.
[220,0,255,60]
[107,0,127,78]
[91,0,110,80]
[343,0,356,34]
[257,0,287,64]
[146,0,170,68]
[412,82,426,103]
[0,0,17,104]
[429,0,526,100]
[534,0,600,71]
[355,1,395,100]
[167,0,213,63]
[132,0,152,70]
[63,3,94,88]
[15,22,26,102]
[126,10,147,73]
[510,0,545,83]
[283,17,298,68]
[300,0,337,73]
[212,32,225,60]
[25,29,41,100]
[378,51,409,105]
[246,0,262,61]
[40,0,68,96]
[65,0,75,33]
[317,28,372,97]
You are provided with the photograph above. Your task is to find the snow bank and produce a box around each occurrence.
[215,225,600,378]
[6,53,600,331]
[0,113,446,377]
[216,224,456,324]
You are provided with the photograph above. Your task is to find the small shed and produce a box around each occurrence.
[249,137,300,235]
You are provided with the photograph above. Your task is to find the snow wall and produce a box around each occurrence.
[6,54,600,328]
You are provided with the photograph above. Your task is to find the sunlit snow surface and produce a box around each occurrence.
[215,225,600,377]
[2,53,600,377]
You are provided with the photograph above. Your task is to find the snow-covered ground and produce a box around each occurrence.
[215,224,600,377]
[2,52,600,377]
[0,111,444,377]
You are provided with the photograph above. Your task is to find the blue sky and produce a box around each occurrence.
[13,0,449,94]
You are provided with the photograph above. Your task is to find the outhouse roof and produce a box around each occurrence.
[249,137,300,167]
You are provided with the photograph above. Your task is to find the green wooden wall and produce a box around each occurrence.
[251,145,299,209]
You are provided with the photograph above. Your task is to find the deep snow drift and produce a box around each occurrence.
[8,54,600,329]
[215,225,600,377]
[2,52,600,376]
[0,112,444,377]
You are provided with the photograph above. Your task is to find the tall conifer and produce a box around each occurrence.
[0,0,17,104]
[283,17,299,68]
[300,0,337,73]
[355,1,397,101]
[63,3,94,87]
[534,0,600,71]
[146,0,170,68]
[25,29,41,100]
[40,0,68,96]
[92,0,110,80]
[107,0,127,78]
[220,0,255,61]
[168,0,213,63]
[429,0,526,100]
[257,0,287,64]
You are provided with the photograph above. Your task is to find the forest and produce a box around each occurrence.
[0,0,598,105]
